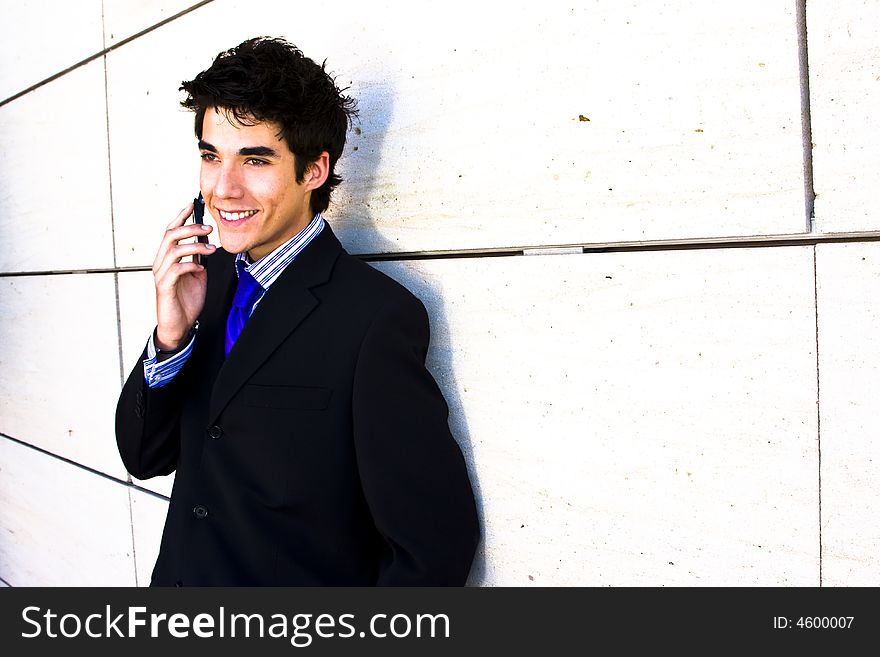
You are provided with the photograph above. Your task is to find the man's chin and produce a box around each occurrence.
[216,234,249,256]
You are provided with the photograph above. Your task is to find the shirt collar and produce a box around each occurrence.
[233,213,325,290]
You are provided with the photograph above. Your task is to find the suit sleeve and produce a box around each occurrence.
[352,292,479,586]
[115,344,187,479]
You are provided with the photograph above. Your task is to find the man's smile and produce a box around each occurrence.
[217,209,259,222]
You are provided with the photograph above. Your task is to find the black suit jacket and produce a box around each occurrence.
[115,223,479,585]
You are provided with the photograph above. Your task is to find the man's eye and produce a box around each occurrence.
[246,158,269,166]
[200,153,218,162]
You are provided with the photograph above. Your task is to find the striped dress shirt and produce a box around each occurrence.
[143,213,325,388]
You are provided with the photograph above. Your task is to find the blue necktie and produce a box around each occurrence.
[225,268,263,357]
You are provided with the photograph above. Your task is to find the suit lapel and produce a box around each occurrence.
[208,223,343,423]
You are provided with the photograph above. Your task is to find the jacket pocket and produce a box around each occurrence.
[240,384,332,410]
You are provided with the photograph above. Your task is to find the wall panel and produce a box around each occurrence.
[376,246,819,585]
[0,60,114,273]
[107,0,806,268]
[0,274,126,478]
[103,0,200,46]
[118,270,159,376]
[130,487,170,587]
[0,0,104,101]
[0,439,135,586]
[808,1,880,233]
[816,242,880,585]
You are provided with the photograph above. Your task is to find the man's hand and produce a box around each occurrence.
[152,202,216,351]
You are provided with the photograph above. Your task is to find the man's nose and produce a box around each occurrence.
[213,164,244,198]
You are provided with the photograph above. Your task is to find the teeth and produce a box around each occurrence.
[219,209,257,221]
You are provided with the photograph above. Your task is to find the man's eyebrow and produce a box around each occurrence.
[197,141,277,157]
[239,146,278,157]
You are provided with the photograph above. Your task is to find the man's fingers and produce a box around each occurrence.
[170,241,216,259]
[164,223,213,246]
[154,242,215,281]
[155,259,206,294]
[171,261,206,277]
[153,214,213,271]
[154,205,194,271]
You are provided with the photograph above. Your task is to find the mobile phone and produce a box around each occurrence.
[193,192,208,265]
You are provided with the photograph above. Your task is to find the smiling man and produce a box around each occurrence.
[115,37,479,586]
[198,107,315,260]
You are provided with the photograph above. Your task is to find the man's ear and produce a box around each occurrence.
[304,152,330,191]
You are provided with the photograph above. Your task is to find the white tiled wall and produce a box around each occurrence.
[0,0,876,587]
[808,0,880,233]
[0,59,115,273]
[0,0,104,101]
[129,486,170,586]
[118,270,158,372]
[0,439,135,586]
[816,243,880,585]
[0,273,126,479]
[103,0,201,46]
[378,247,820,585]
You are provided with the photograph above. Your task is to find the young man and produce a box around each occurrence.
[115,37,479,586]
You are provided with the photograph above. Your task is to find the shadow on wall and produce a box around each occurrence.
[330,77,486,586]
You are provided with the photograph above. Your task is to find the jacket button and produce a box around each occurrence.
[207,425,223,439]
[192,505,209,519]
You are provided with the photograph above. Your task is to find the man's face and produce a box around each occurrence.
[199,107,314,261]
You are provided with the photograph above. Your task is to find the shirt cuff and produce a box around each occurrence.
[143,326,197,388]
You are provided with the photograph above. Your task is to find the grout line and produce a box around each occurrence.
[100,0,108,51]
[363,231,880,260]
[103,0,140,586]
[0,432,170,502]
[102,59,118,269]
[101,0,127,391]
[812,245,823,586]
[4,230,880,278]
[0,0,215,108]
[114,273,126,387]
[796,0,817,232]
[0,56,106,109]
[127,487,140,587]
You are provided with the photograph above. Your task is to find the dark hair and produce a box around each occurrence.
[180,37,357,214]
